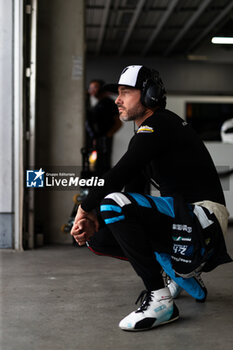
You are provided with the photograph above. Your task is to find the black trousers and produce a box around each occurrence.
[88,193,174,291]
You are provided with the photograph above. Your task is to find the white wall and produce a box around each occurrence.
[0,0,12,213]
[0,0,13,248]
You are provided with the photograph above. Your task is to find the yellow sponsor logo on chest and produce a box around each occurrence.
[137,125,154,133]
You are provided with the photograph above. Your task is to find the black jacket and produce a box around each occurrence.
[82,108,225,211]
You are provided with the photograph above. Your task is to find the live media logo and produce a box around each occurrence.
[25,168,104,189]
[26,169,45,187]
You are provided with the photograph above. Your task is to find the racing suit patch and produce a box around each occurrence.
[137,125,154,133]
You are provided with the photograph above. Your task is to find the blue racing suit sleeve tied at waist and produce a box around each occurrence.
[170,196,232,278]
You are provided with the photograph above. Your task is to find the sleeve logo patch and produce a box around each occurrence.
[137,125,154,134]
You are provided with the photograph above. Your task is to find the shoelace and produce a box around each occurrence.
[135,290,153,313]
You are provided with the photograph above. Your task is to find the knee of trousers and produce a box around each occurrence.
[100,192,131,224]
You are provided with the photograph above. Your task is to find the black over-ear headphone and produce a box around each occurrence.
[141,71,165,108]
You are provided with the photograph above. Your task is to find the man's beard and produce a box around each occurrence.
[119,103,147,122]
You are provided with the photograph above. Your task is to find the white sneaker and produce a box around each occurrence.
[167,278,183,299]
[119,287,179,331]
[164,273,207,301]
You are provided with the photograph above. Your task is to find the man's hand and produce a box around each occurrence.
[71,218,96,246]
[73,205,99,231]
[70,205,99,246]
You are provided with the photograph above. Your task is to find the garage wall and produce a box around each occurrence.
[0,0,13,248]
[36,0,85,244]
[86,55,233,95]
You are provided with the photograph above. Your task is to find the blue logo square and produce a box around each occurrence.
[26,169,45,188]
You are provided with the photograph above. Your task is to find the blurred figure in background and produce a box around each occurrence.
[86,79,122,175]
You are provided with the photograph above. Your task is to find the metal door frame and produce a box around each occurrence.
[13,0,38,250]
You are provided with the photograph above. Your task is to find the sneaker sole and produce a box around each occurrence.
[120,304,180,332]
[120,315,180,332]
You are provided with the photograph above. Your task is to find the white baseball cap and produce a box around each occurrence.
[104,65,162,93]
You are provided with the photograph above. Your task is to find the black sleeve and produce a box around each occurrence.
[124,171,150,194]
[81,128,160,212]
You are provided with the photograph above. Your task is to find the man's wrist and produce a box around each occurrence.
[79,204,90,215]
[79,204,85,212]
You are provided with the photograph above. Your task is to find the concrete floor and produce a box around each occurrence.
[0,228,233,350]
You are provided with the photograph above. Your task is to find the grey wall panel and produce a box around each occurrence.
[36,0,85,244]
[86,56,233,95]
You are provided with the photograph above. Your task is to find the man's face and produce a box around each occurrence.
[88,82,100,97]
[115,86,147,122]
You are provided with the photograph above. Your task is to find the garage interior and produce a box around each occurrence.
[0,0,233,349]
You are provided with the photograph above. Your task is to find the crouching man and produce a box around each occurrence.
[71,65,231,331]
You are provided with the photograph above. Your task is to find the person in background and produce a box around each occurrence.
[86,79,122,175]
